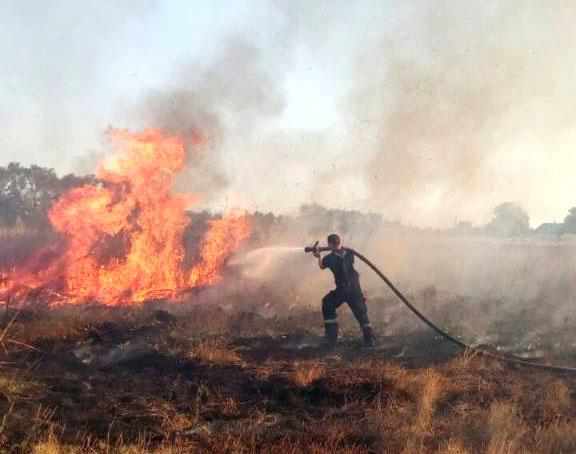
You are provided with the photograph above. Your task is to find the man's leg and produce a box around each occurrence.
[347,290,376,347]
[322,290,344,347]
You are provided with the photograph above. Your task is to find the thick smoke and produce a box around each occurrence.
[6,1,576,225]
[135,39,286,200]
[312,1,576,228]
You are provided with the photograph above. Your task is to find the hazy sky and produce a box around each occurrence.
[2,0,576,228]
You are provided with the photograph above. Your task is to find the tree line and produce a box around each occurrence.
[0,163,95,229]
[1,163,575,238]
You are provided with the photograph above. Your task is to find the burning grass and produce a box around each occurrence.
[1,302,576,453]
[1,128,251,307]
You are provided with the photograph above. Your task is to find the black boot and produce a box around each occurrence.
[362,324,376,348]
[323,322,338,349]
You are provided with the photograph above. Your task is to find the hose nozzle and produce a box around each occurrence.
[304,241,331,254]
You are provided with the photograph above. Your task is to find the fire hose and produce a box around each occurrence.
[5,240,576,373]
[305,243,576,373]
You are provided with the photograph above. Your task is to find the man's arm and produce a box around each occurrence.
[314,251,327,269]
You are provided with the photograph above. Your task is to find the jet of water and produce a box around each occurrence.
[229,246,303,279]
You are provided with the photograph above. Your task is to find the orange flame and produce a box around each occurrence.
[189,214,251,287]
[2,128,250,305]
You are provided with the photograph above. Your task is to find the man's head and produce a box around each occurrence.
[327,233,342,251]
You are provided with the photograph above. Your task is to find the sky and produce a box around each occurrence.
[2,0,576,228]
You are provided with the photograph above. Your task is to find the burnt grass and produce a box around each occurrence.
[2,302,576,453]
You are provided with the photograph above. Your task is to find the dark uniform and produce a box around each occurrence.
[321,248,374,346]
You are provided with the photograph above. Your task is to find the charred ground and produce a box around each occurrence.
[1,299,576,454]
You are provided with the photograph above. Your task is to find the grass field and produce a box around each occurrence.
[0,300,575,454]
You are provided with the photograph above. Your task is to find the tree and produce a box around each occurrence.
[0,163,95,229]
[485,202,530,236]
[561,207,576,234]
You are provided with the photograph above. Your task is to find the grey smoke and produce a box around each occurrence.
[134,39,286,200]
[227,0,576,228]
[338,0,576,227]
[4,1,576,226]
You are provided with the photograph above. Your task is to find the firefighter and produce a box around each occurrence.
[313,233,376,348]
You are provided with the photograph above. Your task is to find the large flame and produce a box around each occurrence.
[1,128,250,305]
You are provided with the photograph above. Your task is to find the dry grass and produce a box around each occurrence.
[30,432,61,454]
[532,420,576,453]
[3,304,576,453]
[292,361,325,387]
[542,379,571,417]
[440,438,471,454]
[27,427,371,454]
[448,349,484,371]
[6,352,576,454]
[0,373,40,403]
[189,339,243,365]
[363,360,410,384]
[486,402,527,454]
[30,432,186,454]
[400,438,426,454]
[363,354,576,454]
[414,369,446,432]
[143,399,195,433]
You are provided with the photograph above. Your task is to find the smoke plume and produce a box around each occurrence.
[334,1,576,227]
[134,39,286,201]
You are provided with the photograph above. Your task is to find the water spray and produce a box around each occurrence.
[305,241,576,373]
